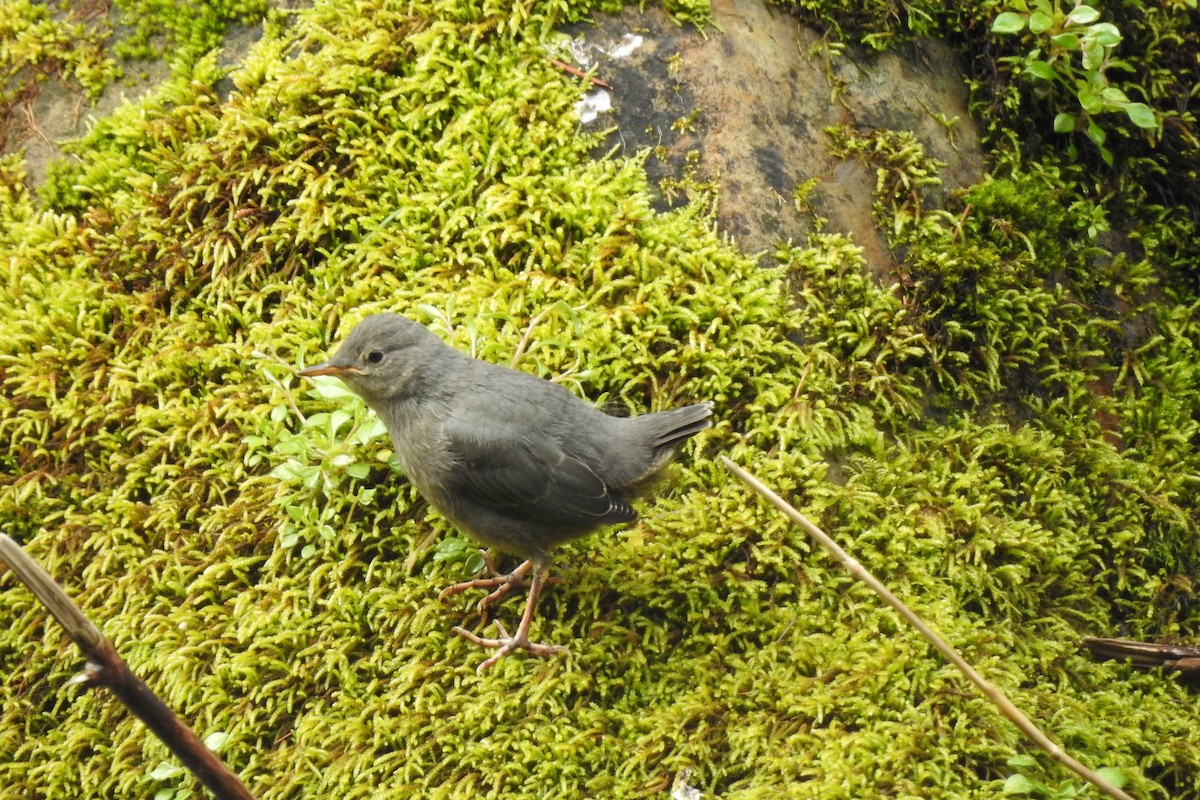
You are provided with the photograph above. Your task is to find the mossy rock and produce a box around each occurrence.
[1,1,1199,799]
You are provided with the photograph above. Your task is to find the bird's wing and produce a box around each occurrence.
[440,418,637,528]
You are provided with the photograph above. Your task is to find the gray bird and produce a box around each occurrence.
[299,313,713,672]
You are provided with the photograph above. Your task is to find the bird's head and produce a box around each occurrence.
[298,313,448,406]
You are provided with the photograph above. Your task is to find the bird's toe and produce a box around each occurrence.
[451,622,570,673]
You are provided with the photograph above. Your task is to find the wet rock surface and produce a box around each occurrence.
[2,11,264,188]
[8,0,984,278]
[566,0,984,272]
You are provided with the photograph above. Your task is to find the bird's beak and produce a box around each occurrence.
[298,362,364,378]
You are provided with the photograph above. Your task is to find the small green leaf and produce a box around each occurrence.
[1049,32,1080,50]
[1096,767,1128,789]
[1003,774,1036,795]
[463,551,486,577]
[302,468,323,490]
[329,409,352,437]
[1100,86,1130,105]
[148,762,183,781]
[1124,102,1157,129]
[415,303,442,321]
[301,543,317,558]
[203,731,230,751]
[1007,754,1039,769]
[1080,42,1106,71]
[154,790,177,800]
[310,377,357,399]
[1089,22,1121,46]
[992,12,1027,33]
[1078,87,1103,114]
[1065,5,1100,25]
[269,462,297,482]
[1024,60,1058,82]
[1059,782,1081,798]
[1053,112,1076,132]
[302,411,330,432]
[431,536,473,562]
[1028,11,1053,33]
[351,413,387,444]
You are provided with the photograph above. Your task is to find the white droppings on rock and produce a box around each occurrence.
[607,33,644,59]
[576,88,613,124]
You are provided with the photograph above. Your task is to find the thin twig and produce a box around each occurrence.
[0,534,256,800]
[951,202,972,244]
[547,57,613,91]
[719,457,1135,800]
[510,306,554,368]
[251,351,306,423]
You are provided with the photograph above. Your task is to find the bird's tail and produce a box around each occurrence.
[648,401,714,454]
[621,401,713,496]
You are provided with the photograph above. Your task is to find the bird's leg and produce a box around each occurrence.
[438,558,534,615]
[452,561,569,673]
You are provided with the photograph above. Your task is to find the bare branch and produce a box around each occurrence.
[0,534,257,800]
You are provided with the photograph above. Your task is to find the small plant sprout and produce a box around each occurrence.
[992,1,1159,164]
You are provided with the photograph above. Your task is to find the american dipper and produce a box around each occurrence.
[299,313,713,672]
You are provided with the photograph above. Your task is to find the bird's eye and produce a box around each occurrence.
[366,350,384,364]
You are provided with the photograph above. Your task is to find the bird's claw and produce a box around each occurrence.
[438,559,534,615]
[452,622,570,673]
[437,574,518,604]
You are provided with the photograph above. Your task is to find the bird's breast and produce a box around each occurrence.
[377,405,451,487]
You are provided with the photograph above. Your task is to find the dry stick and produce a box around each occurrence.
[0,534,256,800]
[719,457,1134,800]
[546,57,614,91]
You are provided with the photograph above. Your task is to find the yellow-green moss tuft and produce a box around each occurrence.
[2,1,1200,799]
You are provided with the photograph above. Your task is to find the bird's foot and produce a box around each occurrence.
[438,559,534,615]
[452,621,570,673]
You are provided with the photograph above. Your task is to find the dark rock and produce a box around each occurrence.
[566,0,984,274]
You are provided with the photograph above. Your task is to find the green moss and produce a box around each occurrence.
[110,0,268,64]
[2,0,1200,799]
[0,0,118,112]
[781,0,1200,274]
[2,1,117,88]
[0,0,267,151]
